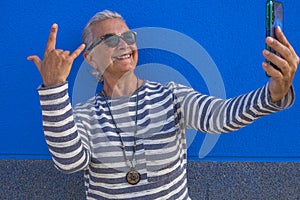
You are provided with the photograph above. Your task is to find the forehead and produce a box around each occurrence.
[91,18,129,36]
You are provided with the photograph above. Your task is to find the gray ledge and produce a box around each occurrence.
[0,160,299,199]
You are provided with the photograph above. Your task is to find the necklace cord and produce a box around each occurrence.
[102,77,139,169]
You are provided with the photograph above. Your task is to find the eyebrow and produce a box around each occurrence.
[95,33,114,39]
[103,32,115,36]
[101,30,130,37]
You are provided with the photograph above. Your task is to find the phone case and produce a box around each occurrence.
[266,0,284,74]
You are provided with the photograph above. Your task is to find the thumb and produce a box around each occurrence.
[27,55,42,71]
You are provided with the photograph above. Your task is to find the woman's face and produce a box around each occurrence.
[87,18,138,79]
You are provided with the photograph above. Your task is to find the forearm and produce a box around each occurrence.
[38,82,90,173]
[182,83,294,133]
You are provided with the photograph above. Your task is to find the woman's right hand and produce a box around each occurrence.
[27,23,85,87]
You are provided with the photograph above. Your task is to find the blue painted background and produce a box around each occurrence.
[0,0,299,161]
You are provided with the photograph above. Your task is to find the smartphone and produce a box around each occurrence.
[266,0,284,74]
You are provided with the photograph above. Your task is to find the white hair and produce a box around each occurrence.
[82,10,124,83]
[82,10,123,49]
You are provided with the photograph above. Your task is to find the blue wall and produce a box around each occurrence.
[0,0,299,161]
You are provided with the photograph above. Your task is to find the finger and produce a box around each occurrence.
[265,37,297,74]
[275,27,294,51]
[265,37,291,61]
[44,23,58,56]
[60,51,70,59]
[262,61,282,79]
[55,49,64,53]
[262,49,288,75]
[61,50,70,57]
[69,44,86,60]
[274,27,298,60]
[27,55,42,71]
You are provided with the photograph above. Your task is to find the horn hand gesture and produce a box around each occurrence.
[28,23,85,87]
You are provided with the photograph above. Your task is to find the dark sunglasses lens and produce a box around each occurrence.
[103,32,136,48]
[122,32,136,45]
[104,35,119,47]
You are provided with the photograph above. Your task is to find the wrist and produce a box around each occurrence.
[42,80,66,88]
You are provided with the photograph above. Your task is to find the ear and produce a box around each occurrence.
[83,51,90,62]
[84,52,97,69]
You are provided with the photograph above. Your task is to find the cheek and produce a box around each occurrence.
[133,48,138,63]
[91,48,114,71]
[134,52,138,64]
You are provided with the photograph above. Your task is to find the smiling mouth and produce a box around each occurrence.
[113,52,133,61]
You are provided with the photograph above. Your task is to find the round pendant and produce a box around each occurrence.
[126,170,141,185]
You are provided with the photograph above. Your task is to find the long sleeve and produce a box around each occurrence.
[38,82,90,173]
[170,82,294,134]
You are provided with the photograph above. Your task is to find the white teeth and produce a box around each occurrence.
[117,54,131,59]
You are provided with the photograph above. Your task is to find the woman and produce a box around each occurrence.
[28,10,298,199]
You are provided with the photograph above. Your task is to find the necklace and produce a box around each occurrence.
[102,77,141,185]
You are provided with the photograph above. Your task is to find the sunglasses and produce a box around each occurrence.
[87,30,137,51]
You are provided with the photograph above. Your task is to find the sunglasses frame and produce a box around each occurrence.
[87,30,137,51]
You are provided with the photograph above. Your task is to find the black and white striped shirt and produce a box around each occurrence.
[38,80,294,199]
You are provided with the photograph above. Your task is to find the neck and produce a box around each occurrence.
[102,72,141,97]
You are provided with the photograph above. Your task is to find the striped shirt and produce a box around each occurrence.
[38,80,294,199]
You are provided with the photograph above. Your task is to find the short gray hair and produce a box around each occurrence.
[82,10,124,83]
[82,10,123,49]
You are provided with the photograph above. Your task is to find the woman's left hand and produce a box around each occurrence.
[262,26,299,102]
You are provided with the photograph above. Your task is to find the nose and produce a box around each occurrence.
[117,37,129,50]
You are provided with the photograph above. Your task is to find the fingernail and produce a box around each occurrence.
[262,62,268,67]
[267,37,274,43]
[276,26,282,32]
[52,23,58,28]
[264,49,270,55]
